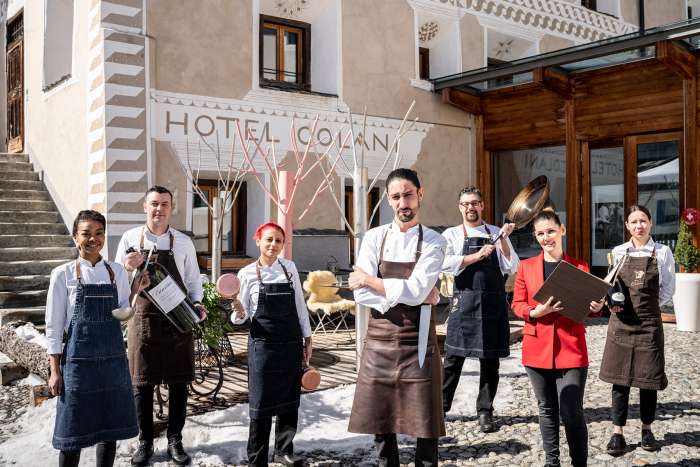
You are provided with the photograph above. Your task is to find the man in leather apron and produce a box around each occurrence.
[441,186,518,432]
[349,169,446,467]
[116,186,206,467]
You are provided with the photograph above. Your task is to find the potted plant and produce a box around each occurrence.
[673,208,700,332]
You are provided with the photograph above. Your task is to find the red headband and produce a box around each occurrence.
[254,222,286,240]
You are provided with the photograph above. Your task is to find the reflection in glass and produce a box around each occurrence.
[590,147,624,275]
[637,141,680,250]
[284,31,298,83]
[494,146,567,259]
[262,27,277,80]
[192,191,209,252]
[220,191,234,251]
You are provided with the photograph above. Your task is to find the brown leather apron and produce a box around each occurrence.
[127,229,195,386]
[348,225,445,438]
[599,248,667,390]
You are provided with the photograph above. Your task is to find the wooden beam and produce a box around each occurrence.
[533,66,571,98]
[684,76,700,245]
[564,99,582,259]
[475,114,493,223]
[442,88,482,115]
[656,40,697,79]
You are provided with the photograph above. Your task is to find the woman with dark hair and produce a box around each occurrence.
[600,205,676,455]
[512,209,601,467]
[231,222,312,467]
[46,210,146,466]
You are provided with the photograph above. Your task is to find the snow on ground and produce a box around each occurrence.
[0,354,523,466]
[13,323,48,350]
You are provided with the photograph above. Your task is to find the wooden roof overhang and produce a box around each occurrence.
[432,18,700,255]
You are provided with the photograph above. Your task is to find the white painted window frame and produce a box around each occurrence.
[42,0,79,99]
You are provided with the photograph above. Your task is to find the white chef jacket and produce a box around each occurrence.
[231,258,312,338]
[441,223,520,276]
[353,222,446,313]
[612,238,676,306]
[115,226,203,303]
[45,258,131,355]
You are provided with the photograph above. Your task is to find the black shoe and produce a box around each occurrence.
[606,433,627,456]
[167,439,191,465]
[641,429,659,452]
[478,413,496,433]
[131,440,154,466]
[273,452,306,466]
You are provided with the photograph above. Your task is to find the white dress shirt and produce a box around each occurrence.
[115,226,203,303]
[231,258,312,338]
[353,222,446,313]
[45,258,131,355]
[441,223,520,276]
[612,238,676,306]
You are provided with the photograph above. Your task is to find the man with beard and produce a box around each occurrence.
[348,168,446,466]
[441,186,518,432]
[116,186,206,466]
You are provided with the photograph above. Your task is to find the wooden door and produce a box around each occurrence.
[6,12,23,153]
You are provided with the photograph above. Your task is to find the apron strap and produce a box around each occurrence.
[462,222,492,240]
[139,226,174,252]
[380,224,424,263]
[75,257,113,285]
[255,259,293,284]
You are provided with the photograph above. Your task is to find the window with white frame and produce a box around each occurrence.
[43,0,74,91]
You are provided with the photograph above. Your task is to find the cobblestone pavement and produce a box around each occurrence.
[299,319,700,467]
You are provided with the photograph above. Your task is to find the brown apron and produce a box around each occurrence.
[127,229,195,386]
[348,225,445,438]
[599,248,667,390]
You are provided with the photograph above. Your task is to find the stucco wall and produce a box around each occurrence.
[146,0,252,99]
[25,0,89,226]
[539,34,575,54]
[461,13,485,71]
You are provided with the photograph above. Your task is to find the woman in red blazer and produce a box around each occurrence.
[512,209,604,467]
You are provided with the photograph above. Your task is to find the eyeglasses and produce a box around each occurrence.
[459,201,482,208]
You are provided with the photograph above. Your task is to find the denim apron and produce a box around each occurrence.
[349,225,445,438]
[599,248,667,390]
[445,224,510,359]
[247,260,303,419]
[52,259,138,450]
[127,229,195,385]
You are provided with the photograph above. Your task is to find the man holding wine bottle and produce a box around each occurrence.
[115,185,206,467]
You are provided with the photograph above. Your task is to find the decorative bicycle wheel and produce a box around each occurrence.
[155,384,169,420]
[190,332,224,398]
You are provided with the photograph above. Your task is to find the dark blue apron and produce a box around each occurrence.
[445,224,510,359]
[53,259,138,450]
[247,260,303,419]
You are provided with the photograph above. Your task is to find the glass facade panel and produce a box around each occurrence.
[262,27,277,80]
[192,191,209,253]
[637,141,680,250]
[283,31,298,82]
[494,146,567,259]
[590,147,624,276]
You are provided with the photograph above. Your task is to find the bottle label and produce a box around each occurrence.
[149,275,186,313]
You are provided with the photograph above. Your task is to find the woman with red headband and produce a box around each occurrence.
[231,222,312,467]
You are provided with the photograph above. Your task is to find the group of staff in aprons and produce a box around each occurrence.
[45,175,675,467]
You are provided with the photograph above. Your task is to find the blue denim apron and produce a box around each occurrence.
[52,259,139,450]
[247,260,303,419]
[445,224,510,359]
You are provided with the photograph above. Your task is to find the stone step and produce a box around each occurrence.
[0,179,44,190]
[0,234,74,248]
[0,290,46,307]
[0,171,39,181]
[0,161,32,172]
[0,223,67,235]
[0,199,55,212]
[0,211,61,224]
[0,307,45,326]
[0,247,77,262]
[0,259,68,276]
[0,189,50,201]
[0,153,29,163]
[0,275,50,292]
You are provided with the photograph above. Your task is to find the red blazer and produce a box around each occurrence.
[512,252,590,369]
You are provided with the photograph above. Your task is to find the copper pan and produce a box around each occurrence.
[505,175,552,229]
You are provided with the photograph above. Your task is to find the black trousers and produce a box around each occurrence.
[134,383,188,442]
[247,410,298,466]
[525,367,588,467]
[611,384,658,426]
[59,441,116,467]
[374,434,437,467]
[443,355,500,415]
